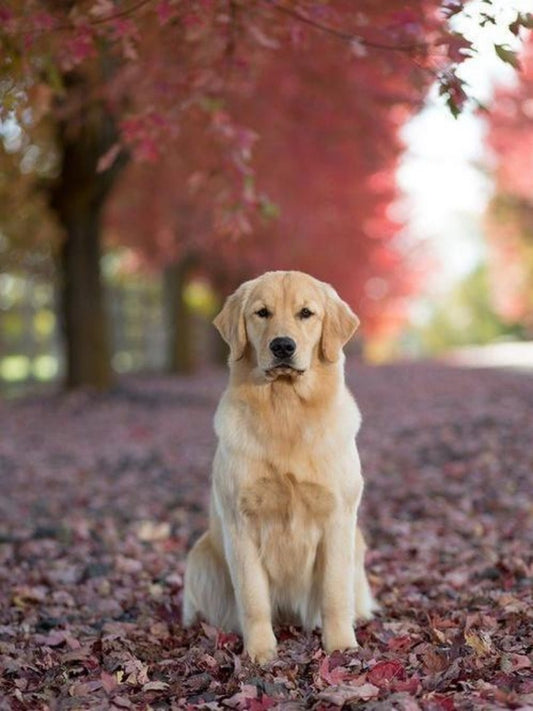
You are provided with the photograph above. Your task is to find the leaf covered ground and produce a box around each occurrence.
[0,363,532,710]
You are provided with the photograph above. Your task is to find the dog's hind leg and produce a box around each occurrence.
[354,526,379,620]
[182,531,239,632]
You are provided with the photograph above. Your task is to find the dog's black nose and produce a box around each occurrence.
[269,337,296,360]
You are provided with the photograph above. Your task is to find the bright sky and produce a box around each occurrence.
[397,0,530,303]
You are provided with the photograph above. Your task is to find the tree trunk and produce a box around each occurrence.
[165,253,197,374]
[50,75,127,389]
[58,209,111,388]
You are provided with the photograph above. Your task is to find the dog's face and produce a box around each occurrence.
[214,271,359,380]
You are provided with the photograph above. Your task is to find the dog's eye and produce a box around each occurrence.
[298,308,314,319]
[256,307,271,318]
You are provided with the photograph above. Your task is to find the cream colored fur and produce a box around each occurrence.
[183,271,377,663]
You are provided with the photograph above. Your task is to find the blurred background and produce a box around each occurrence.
[1,0,532,395]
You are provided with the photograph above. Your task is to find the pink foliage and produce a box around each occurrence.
[60,26,96,71]
[485,33,533,325]
[2,0,531,335]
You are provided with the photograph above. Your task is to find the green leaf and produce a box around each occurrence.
[259,197,280,220]
[509,13,533,35]
[518,12,533,29]
[45,56,65,95]
[200,96,225,113]
[446,96,461,119]
[494,44,520,70]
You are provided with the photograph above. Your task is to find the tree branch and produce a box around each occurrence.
[4,0,153,36]
[264,0,430,53]
[88,0,153,27]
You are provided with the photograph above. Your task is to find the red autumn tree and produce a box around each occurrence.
[485,31,533,334]
[232,19,434,342]
[105,0,454,355]
[1,1,531,384]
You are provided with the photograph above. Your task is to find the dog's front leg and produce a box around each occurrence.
[321,513,358,653]
[223,523,276,664]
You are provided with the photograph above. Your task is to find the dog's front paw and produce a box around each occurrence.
[245,626,277,664]
[323,626,358,654]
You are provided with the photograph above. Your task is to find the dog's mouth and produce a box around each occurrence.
[264,363,305,380]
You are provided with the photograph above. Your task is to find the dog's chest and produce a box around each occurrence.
[239,470,335,587]
[239,470,335,523]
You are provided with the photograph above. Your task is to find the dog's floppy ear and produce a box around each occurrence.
[213,283,249,360]
[320,284,359,362]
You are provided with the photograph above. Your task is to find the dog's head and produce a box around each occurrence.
[213,271,359,381]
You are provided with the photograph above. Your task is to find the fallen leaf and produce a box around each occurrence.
[318,656,351,685]
[68,680,103,697]
[500,653,531,672]
[367,659,406,687]
[136,520,171,542]
[464,630,492,656]
[142,680,170,691]
[318,683,380,704]
[101,670,119,694]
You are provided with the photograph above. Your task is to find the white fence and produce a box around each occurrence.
[0,273,168,394]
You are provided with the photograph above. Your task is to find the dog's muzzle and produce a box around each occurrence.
[265,336,304,379]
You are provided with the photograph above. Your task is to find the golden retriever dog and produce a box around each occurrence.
[183,271,376,663]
